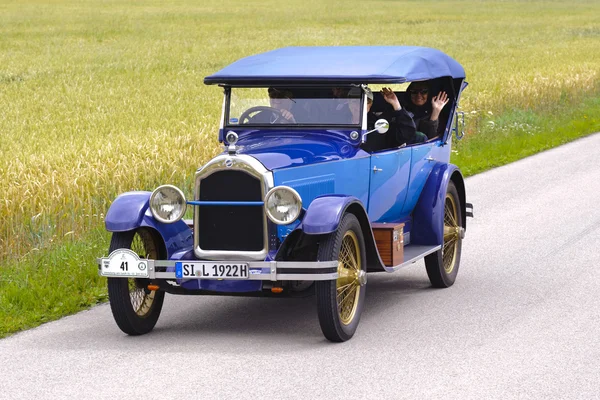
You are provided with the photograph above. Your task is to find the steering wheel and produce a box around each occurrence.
[239,106,283,124]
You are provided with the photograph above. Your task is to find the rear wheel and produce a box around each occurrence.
[425,181,463,288]
[107,229,165,335]
[316,213,367,342]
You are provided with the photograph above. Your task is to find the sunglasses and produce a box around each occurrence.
[409,89,428,96]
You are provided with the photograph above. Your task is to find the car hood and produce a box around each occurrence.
[232,131,365,170]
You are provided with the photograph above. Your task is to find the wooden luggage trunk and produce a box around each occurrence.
[371,223,404,267]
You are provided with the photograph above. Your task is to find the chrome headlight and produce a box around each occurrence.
[149,185,187,224]
[264,186,302,225]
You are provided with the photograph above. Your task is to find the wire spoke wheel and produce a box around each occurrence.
[425,181,463,288]
[336,231,361,325]
[316,213,367,342]
[442,194,459,274]
[107,228,165,335]
[127,230,158,317]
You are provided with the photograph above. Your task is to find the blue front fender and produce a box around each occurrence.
[411,163,465,246]
[105,191,193,258]
[302,195,362,234]
[300,195,387,272]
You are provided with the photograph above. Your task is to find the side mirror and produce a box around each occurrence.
[362,119,389,143]
[451,112,465,141]
[374,119,389,134]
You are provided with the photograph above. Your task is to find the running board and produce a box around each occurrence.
[381,245,441,273]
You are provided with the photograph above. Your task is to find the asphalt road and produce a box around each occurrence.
[2,134,600,400]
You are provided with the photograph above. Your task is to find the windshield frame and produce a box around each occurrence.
[222,85,366,130]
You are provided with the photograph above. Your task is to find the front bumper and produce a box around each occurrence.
[97,250,338,281]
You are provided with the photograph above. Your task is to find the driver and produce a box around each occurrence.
[243,87,297,124]
[267,87,296,123]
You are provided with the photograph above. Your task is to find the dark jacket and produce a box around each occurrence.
[403,99,439,139]
[362,107,424,152]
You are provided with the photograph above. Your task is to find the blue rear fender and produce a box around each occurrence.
[105,191,193,258]
[411,164,466,246]
[301,195,387,272]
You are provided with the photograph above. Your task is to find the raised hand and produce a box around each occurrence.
[430,91,449,121]
[431,91,449,113]
[381,87,401,111]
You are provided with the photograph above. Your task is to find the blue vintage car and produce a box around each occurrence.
[99,46,473,342]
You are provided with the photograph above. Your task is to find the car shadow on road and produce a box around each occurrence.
[155,271,433,336]
[41,269,436,352]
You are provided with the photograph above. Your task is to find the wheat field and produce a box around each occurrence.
[1,0,599,262]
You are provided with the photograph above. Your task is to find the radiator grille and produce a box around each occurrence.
[197,170,264,251]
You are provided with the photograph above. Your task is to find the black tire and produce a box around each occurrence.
[316,213,367,342]
[425,181,463,288]
[107,229,165,335]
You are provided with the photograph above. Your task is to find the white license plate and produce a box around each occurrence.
[100,249,149,278]
[175,262,249,279]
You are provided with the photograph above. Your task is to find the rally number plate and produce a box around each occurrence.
[176,262,249,279]
[100,249,149,278]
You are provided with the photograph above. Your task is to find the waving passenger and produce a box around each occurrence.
[404,81,450,139]
[357,86,426,146]
[378,87,426,145]
[349,86,421,151]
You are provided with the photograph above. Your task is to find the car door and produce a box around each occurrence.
[367,147,412,222]
[401,142,443,215]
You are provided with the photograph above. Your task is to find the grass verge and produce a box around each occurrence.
[0,229,109,338]
[453,95,600,174]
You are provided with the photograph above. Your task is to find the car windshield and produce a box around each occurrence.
[227,87,362,126]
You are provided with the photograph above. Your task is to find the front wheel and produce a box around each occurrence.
[425,181,463,288]
[107,229,165,335]
[316,213,367,342]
